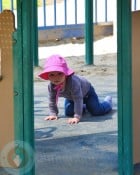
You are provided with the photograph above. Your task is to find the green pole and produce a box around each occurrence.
[85,0,93,65]
[13,0,24,144]
[117,0,133,174]
[22,0,35,174]
[13,0,35,174]
[32,0,39,67]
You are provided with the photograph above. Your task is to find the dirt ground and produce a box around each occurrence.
[35,35,117,82]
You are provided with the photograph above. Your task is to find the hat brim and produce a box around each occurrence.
[38,65,74,80]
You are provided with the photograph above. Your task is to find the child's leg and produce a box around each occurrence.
[64,99,87,116]
[84,86,112,116]
[64,99,74,116]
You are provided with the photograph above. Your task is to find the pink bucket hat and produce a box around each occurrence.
[38,55,74,80]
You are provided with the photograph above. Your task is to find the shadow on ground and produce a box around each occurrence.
[35,130,118,175]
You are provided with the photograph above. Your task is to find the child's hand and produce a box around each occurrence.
[67,117,80,124]
[44,116,58,121]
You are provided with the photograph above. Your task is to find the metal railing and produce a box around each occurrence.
[0,0,140,31]
[38,0,114,29]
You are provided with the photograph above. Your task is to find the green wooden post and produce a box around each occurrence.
[85,0,93,65]
[32,0,39,67]
[13,0,24,146]
[13,0,35,174]
[22,0,35,174]
[117,0,133,174]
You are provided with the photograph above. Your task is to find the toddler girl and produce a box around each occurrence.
[39,55,112,124]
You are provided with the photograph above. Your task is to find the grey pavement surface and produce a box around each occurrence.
[0,53,139,174]
[34,63,118,175]
[1,37,140,174]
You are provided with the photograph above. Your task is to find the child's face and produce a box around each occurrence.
[48,71,66,85]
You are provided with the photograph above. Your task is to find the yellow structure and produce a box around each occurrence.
[0,10,15,167]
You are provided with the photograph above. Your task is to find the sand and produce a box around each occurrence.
[35,35,117,81]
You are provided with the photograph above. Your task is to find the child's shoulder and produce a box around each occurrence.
[67,74,88,84]
[67,74,79,81]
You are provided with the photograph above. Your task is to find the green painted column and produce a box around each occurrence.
[22,0,35,174]
[85,0,93,65]
[117,0,133,175]
[32,0,38,67]
[13,0,35,174]
[13,0,24,145]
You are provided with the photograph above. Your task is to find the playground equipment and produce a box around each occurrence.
[0,1,35,174]
[0,10,15,168]
[0,0,140,175]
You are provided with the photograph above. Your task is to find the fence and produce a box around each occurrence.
[0,0,140,28]
[38,0,113,30]
[0,0,140,38]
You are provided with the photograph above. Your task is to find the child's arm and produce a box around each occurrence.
[67,114,81,124]
[67,117,80,124]
[44,115,58,120]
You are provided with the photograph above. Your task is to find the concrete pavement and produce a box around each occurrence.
[34,64,118,175]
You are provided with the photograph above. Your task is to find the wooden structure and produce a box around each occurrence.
[0,10,15,168]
